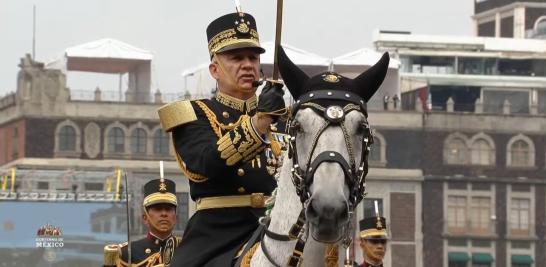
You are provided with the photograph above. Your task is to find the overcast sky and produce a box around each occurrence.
[0,0,474,96]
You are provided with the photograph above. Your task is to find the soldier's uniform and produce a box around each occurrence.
[103,179,182,267]
[358,216,388,267]
[158,12,285,267]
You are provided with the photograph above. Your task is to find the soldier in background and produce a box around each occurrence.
[357,216,389,267]
[103,178,181,267]
[158,10,286,267]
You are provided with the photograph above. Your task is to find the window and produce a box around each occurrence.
[447,196,467,234]
[107,127,125,153]
[176,192,189,232]
[153,129,170,155]
[507,135,535,168]
[84,183,104,191]
[510,140,530,167]
[131,128,147,154]
[458,57,484,75]
[369,138,381,162]
[59,125,76,151]
[363,198,383,218]
[511,241,531,249]
[483,89,529,114]
[471,139,493,165]
[510,198,530,236]
[539,90,546,114]
[470,197,491,234]
[471,240,491,248]
[445,137,468,164]
[368,131,386,166]
[448,239,467,247]
[37,181,49,190]
[12,128,18,158]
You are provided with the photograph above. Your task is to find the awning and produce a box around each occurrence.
[472,253,494,264]
[448,252,470,263]
[512,255,534,264]
[46,38,153,74]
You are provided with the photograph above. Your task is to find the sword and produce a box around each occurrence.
[271,0,284,82]
[124,170,132,266]
[234,0,243,15]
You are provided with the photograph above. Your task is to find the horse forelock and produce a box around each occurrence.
[293,108,366,170]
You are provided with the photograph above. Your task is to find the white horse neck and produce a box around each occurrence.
[250,153,333,267]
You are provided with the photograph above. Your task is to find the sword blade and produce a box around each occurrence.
[124,171,132,265]
[272,0,284,80]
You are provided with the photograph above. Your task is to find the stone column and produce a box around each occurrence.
[94,87,101,102]
[475,98,483,114]
[415,97,423,112]
[154,89,162,104]
[446,97,454,112]
[503,99,511,115]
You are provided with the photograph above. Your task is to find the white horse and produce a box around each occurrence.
[248,46,390,267]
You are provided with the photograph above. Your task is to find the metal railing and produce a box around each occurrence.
[69,89,213,103]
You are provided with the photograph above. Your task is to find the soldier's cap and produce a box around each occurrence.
[207,12,265,58]
[142,178,177,208]
[359,216,388,239]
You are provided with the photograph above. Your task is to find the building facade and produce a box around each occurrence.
[375,31,546,267]
[473,0,546,39]
[0,54,191,266]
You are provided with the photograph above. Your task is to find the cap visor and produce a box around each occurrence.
[216,41,265,54]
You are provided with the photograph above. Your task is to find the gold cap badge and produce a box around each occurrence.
[323,74,340,83]
[376,217,383,230]
[236,20,250,33]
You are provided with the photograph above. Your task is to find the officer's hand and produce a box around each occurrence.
[257,81,285,122]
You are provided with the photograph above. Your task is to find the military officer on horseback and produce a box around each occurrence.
[103,178,181,267]
[158,11,286,267]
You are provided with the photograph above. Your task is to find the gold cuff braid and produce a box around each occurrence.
[217,115,265,166]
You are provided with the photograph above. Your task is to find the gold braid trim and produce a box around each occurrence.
[195,100,244,138]
[145,253,162,267]
[117,252,160,267]
[240,242,261,267]
[196,100,222,138]
[217,115,264,166]
[173,136,208,183]
[268,131,282,157]
[325,244,339,267]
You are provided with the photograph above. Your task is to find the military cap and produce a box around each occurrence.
[359,216,388,239]
[206,12,265,57]
[142,178,177,208]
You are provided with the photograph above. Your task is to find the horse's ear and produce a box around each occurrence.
[277,45,309,99]
[352,52,390,102]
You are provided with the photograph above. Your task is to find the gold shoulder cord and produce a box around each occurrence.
[195,100,243,138]
[173,100,244,183]
[240,242,261,267]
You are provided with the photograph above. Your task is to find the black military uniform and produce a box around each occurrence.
[358,216,388,267]
[158,12,285,267]
[103,179,182,267]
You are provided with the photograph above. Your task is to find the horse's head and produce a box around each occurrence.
[278,46,389,243]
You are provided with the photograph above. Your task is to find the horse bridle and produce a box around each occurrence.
[257,89,374,267]
[287,89,373,209]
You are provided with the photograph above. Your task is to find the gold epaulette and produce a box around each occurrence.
[217,115,265,166]
[103,243,121,267]
[158,100,197,132]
